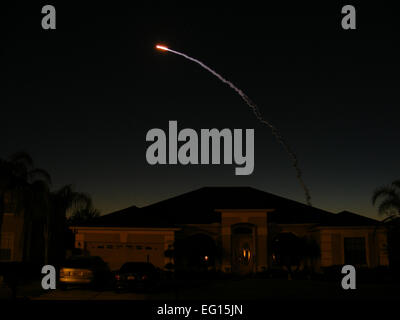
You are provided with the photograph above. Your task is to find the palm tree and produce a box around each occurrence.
[372,179,400,272]
[0,152,52,262]
[0,152,97,267]
[48,185,92,264]
[67,206,100,226]
[372,179,400,221]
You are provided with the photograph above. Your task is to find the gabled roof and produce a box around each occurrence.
[74,187,380,228]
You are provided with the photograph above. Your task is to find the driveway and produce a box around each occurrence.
[33,288,149,300]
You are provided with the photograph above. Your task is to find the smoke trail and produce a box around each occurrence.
[164,48,312,206]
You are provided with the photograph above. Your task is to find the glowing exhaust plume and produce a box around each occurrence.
[156,45,169,51]
[156,45,312,206]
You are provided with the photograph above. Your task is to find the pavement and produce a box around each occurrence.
[0,279,44,300]
[33,288,149,300]
[1,277,400,300]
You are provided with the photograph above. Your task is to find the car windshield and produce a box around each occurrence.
[120,263,155,273]
[63,257,103,269]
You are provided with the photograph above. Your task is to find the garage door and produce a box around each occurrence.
[86,242,165,270]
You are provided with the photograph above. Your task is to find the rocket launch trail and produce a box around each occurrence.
[156,45,312,206]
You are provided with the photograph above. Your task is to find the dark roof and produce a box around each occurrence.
[324,211,380,227]
[75,205,175,228]
[75,187,380,228]
[142,186,336,224]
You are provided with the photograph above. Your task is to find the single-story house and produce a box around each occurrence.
[70,187,389,273]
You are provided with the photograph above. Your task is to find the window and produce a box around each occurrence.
[3,192,16,214]
[0,249,11,261]
[240,243,251,265]
[0,233,13,261]
[344,237,366,265]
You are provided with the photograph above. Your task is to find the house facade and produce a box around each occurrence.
[0,190,26,262]
[0,191,46,265]
[70,187,388,273]
[0,212,25,262]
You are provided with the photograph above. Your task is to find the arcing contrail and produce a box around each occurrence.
[156,45,312,206]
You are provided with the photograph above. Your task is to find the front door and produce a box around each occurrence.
[231,225,255,274]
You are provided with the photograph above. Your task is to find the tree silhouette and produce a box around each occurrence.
[67,206,100,225]
[0,152,94,265]
[49,185,92,264]
[0,152,51,262]
[372,179,400,273]
[372,179,400,220]
[272,232,320,279]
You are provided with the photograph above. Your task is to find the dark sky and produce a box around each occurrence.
[2,3,399,219]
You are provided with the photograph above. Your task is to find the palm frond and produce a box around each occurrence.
[54,184,92,212]
[73,192,92,209]
[372,186,398,205]
[377,198,400,216]
[380,214,397,224]
[391,179,400,190]
[56,184,73,196]
[28,168,52,185]
[8,151,33,168]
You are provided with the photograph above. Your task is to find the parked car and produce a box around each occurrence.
[114,262,160,292]
[59,256,111,290]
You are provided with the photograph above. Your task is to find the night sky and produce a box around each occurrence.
[2,3,399,219]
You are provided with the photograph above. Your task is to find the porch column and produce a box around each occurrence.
[221,225,232,272]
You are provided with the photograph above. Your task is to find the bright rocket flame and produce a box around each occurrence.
[156,45,169,51]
